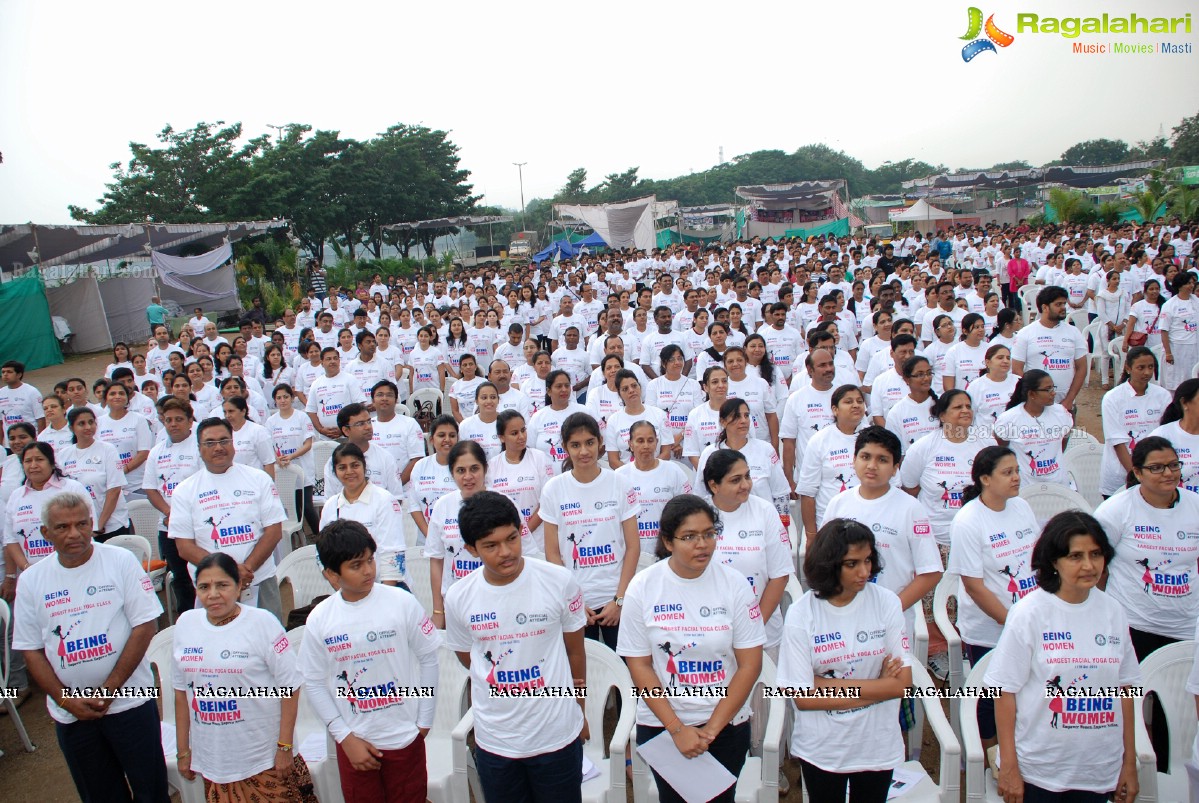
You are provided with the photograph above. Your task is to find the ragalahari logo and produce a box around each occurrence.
[960,7,1015,62]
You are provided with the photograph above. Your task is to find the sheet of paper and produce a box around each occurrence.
[582,754,601,783]
[886,765,926,799]
[636,730,736,803]
[298,732,328,763]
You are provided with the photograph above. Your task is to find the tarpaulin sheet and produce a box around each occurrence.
[782,218,851,240]
[0,271,62,370]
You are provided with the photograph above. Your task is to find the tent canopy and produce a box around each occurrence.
[901,160,1164,191]
[531,231,608,263]
[735,181,846,210]
[889,199,954,221]
[0,221,286,273]
[381,215,512,232]
[554,196,664,251]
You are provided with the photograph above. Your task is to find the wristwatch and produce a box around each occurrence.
[614,596,624,607]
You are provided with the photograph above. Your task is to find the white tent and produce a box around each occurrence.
[554,196,668,251]
[889,199,954,222]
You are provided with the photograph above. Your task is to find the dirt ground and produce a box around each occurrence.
[0,350,1109,801]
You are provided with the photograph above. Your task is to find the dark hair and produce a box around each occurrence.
[474,381,499,403]
[990,308,1019,339]
[543,370,571,407]
[331,442,367,474]
[1035,285,1068,311]
[854,426,902,466]
[496,409,527,459]
[743,334,775,385]
[316,519,376,573]
[272,382,296,401]
[448,439,488,474]
[890,333,918,353]
[1007,368,1052,410]
[804,518,882,599]
[1031,511,1113,594]
[2,359,26,375]
[959,313,984,340]
[63,404,93,442]
[831,384,866,416]
[715,398,750,445]
[654,494,717,560]
[659,344,684,375]
[430,414,459,438]
[1142,279,1166,308]
[221,394,252,421]
[458,490,523,547]
[960,445,1017,505]
[1173,270,1196,296]
[1118,346,1159,385]
[6,421,36,442]
[615,368,640,398]
[1125,435,1177,489]
[20,442,64,479]
[159,397,194,419]
[335,402,368,432]
[196,417,233,444]
[931,389,971,422]
[370,379,399,399]
[1162,378,1199,425]
[559,412,602,473]
[702,448,747,496]
[195,552,240,586]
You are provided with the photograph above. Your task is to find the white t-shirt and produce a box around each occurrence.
[1011,321,1087,405]
[884,396,938,453]
[682,403,723,459]
[901,430,990,545]
[617,560,765,726]
[304,373,356,431]
[1162,294,1199,346]
[984,589,1141,794]
[993,404,1074,488]
[967,374,1019,428]
[946,497,1040,647]
[1100,383,1172,496]
[604,406,669,465]
[797,425,861,524]
[487,449,553,552]
[1094,486,1199,639]
[695,438,791,510]
[96,411,153,487]
[323,443,400,500]
[371,415,423,470]
[727,376,776,442]
[142,435,202,528]
[266,411,315,484]
[13,543,162,724]
[38,424,74,453]
[343,357,391,404]
[1150,421,1199,494]
[777,584,911,773]
[540,470,639,608]
[866,368,910,422]
[713,495,794,646]
[449,376,486,419]
[445,559,586,758]
[645,376,704,443]
[3,476,95,566]
[943,341,989,390]
[58,441,129,534]
[231,420,275,472]
[528,404,587,473]
[458,415,502,461]
[167,465,287,584]
[172,606,301,783]
[319,482,407,561]
[299,585,441,749]
[759,325,806,381]
[406,455,455,524]
[615,460,693,554]
[0,382,43,432]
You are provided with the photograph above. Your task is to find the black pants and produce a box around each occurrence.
[94,522,133,543]
[585,623,619,651]
[158,530,195,613]
[296,485,319,537]
[1021,783,1107,802]
[637,720,750,803]
[56,700,170,803]
[964,642,996,740]
[1130,627,1179,773]
[798,759,893,803]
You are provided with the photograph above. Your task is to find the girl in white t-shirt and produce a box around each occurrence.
[267,383,317,533]
[617,494,766,803]
[778,518,912,802]
[1159,271,1199,391]
[724,347,778,447]
[58,408,131,538]
[884,356,938,453]
[682,366,729,467]
[529,371,586,473]
[966,344,1019,428]
[585,355,625,433]
[645,345,703,457]
[96,382,153,488]
[615,421,692,555]
[173,554,300,794]
[222,397,275,480]
[702,449,793,652]
[604,370,670,469]
[942,313,989,392]
[407,415,458,541]
[1149,378,1199,495]
[458,382,502,460]
[1122,278,1165,352]
[405,326,451,394]
[984,512,1140,801]
[448,353,485,422]
[425,440,490,628]
[798,385,867,539]
[541,412,639,650]
[1100,347,1171,497]
[37,395,74,453]
[487,409,553,551]
[695,397,791,523]
[993,369,1074,491]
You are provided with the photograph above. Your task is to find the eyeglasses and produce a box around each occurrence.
[1035,386,1057,395]
[673,532,718,544]
[345,420,372,429]
[1142,461,1183,475]
[908,371,933,379]
[200,438,233,449]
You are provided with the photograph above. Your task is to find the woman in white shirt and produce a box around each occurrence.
[221,397,275,480]
[946,446,1039,749]
[104,341,134,379]
[517,349,553,415]
[37,395,74,453]
[174,553,301,799]
[1159,270,1199,392]
[922,314,958,389]
[529,370,586,472]
[617,494,765,803]
[615,421,692,555]
[542,412,639,650]
[1122,277,1165,353]
[487,409,552,551]
[683,366,730,468]
[884,355,938,452]
[744,334,789,408]
[407,415,458,541]
[425,439,491,628]
[448,353,485,422]
[405,325,451,394]
[259,345,295,410]
[988,308,1019,353]
[320,442,408,587]
[724,347,778,447]
[798,385,867,539]
[267,383,317,534]
[984,512,1140,803]
[1093,270,1130,388]
[458,381,502,460]
[0,423,35,507]
[95,381,153,490]
[778,518,912,802]
[604,370,670,469]
[444,316,470,377]
[59,406,132,539]
[1101,347,1171,498]
[967,344,1019,428]
[702,449,793,654]
[993,369,1074,490]
[942,312,989,392]
[585,355,625,433]
[646,345,704,460]
[696,398,791,525]
[694,322,731,379]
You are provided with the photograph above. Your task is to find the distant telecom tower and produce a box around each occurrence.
[719,146,724,165]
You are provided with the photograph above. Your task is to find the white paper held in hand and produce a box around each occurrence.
[635,730,736,803]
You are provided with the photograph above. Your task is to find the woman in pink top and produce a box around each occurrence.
[1006,253,1031,315]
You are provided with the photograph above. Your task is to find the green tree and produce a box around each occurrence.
[1128,189,1167,223]
[1171,110,1199,167]
[1169,187,1199,223]
[1047,187,1094,224]
[1129,136,1171,161]
[1059,138,1131,166]
[558,168,588,200]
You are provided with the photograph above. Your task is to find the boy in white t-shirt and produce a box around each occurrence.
[300,519,442,802]
[445,490,588,802]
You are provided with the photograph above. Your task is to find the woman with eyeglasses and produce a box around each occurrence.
[993,368,1074,489]
[617,494,765,803]
[884,356,939,453]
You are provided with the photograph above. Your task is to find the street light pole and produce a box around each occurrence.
[513,162,527,231]
[266,124,286,142]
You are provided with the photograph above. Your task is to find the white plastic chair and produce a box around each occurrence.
[1134,640,1198,803]
[1107,338,1127,384]
[426,646,474,803]
[273,462,306,553]
[408,388,447,421]
[637,551,658,573]
[907,603,930,762]
[276,544,330,614]
[107,533,164,595]
[406,555,434,615]
[1068,310,1091,331]
[128,499,175,623]
[0,599,36,753]
[1063,441,1103,509]
[932,573,967,742]
[1081,320,1106,387]
[146,626,206,803]
[1018,285,1041,326]
[311,439,338,508]
[1065,428,1100,451]
[1019,482,1093,527]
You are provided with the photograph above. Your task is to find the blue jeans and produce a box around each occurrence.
[55,699,170,803]
[475,736,583,803]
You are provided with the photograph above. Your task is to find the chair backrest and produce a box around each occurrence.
[276,544,330,610]
[781,574,803,620]
[1019,284,1041,324]
[933,573,966,683]
[961,649,995,714]
[408,389,446,432]
[127,498,162,546]
[1070,310,1093,332]
[286,624,305,651]
[107,534,152,567]
[583,638,633,736]
[1082,320,1104,360]
[274,463,303,523]
[432,645,470,732]
[395,403,413,418]
[1063,442,1103,509]
[0,600,11,686]
[406,555,434,615]
[146,625,175,724]
[311,440,338,501]
[1065,428,1101,451]
[1107,338,1127,381]
[1020,482,1093,524]
[1138,640,1198,772]
[748,653,779,755]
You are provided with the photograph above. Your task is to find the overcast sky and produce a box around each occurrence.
[2,0,1196,224]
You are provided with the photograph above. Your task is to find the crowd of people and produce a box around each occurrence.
[0,217,1197,803]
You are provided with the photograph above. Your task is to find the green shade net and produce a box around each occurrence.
[783,218,850,239]
[0,271,62,370]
